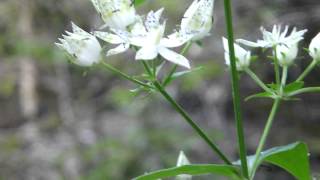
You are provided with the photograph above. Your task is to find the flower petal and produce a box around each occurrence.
[107,43,130,56]
[94,31,125,44]
[181,0,200,31]
[158,47,190,69]
[236,39,260,47]
[135,46,158,60]
[145,8,164,31]
[56,22,101,67]
[161,32,189,48]
[309,32,320,60]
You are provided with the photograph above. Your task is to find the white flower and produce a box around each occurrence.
[133,8,191,69]
[55,22,101,66]
[237,25,307,48]
[91,0,136,30]
[93,17,148,56]
[276,43,298,67]
[182,0,214,41]
[222,37,251,71]
[94,29,131,56]
[309,33,320,61]
[171,0,214,42]
[176,151,191,180]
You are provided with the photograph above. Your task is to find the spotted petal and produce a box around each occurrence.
[94,31,125,44]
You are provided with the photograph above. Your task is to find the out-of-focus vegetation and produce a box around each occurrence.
[0,0,319,179]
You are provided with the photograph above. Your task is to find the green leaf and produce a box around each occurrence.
[284,81,304,94]
[163,66,203,87]
[134,164,240,180]
[245,92,276,101]
[267,83,279,90]
[133,0,146,6]
[171,67,203,79]
[250,142,311,180]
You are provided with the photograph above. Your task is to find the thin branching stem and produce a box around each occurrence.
[272,47,281,86]
[288,87,320,96]
[100,61,153,89]
[223,0,249,178]
[142,61,154,78]
[250,98,281,179]
[280,66,288,95]
[162,42,193,86]
[153,81,233,165]
[245,68,273,93]
[296,60,318,82]
[142,57,234,166]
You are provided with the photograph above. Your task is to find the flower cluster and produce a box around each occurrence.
[55,22,102,66]
[56,0,215,69]
[223,25,320,70]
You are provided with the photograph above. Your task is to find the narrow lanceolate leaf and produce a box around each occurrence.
[246,142,311,180]
[283,81,304,94]
[245,92,276,101]
[134,164,240,180]
[171,67,203,79]
[163,66,203,87]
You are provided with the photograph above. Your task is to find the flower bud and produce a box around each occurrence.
[276,43,298,67]
[222,37,251,71]
[180,0,215,41]
[309,33,320,61]
[91,0,136,30]
[55,23,101,66]
[176,151,191,179]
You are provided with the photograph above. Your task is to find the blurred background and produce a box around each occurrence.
[0,0,319,179]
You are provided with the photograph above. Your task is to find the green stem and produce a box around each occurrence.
[296,60,318,82]
[245,68,273,93]
[142,61,154,78]
[250,99,281,179]
[151,60,156,76]
[100,62,153,89]
[273,47,281,86]
[288,87,320,96]
[280,66,288,96]
[153,81,233,165]
[223,0,249,178]
[162,42,193,86]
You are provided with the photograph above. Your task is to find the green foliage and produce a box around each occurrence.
[283,82,304,93]
[134,164,240,180]
[246,142,311,180]
[163,66,203,87]
[245,92,275,101]
[134,0,147,6]
[246,82,306,101]
[171,67,203,80]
